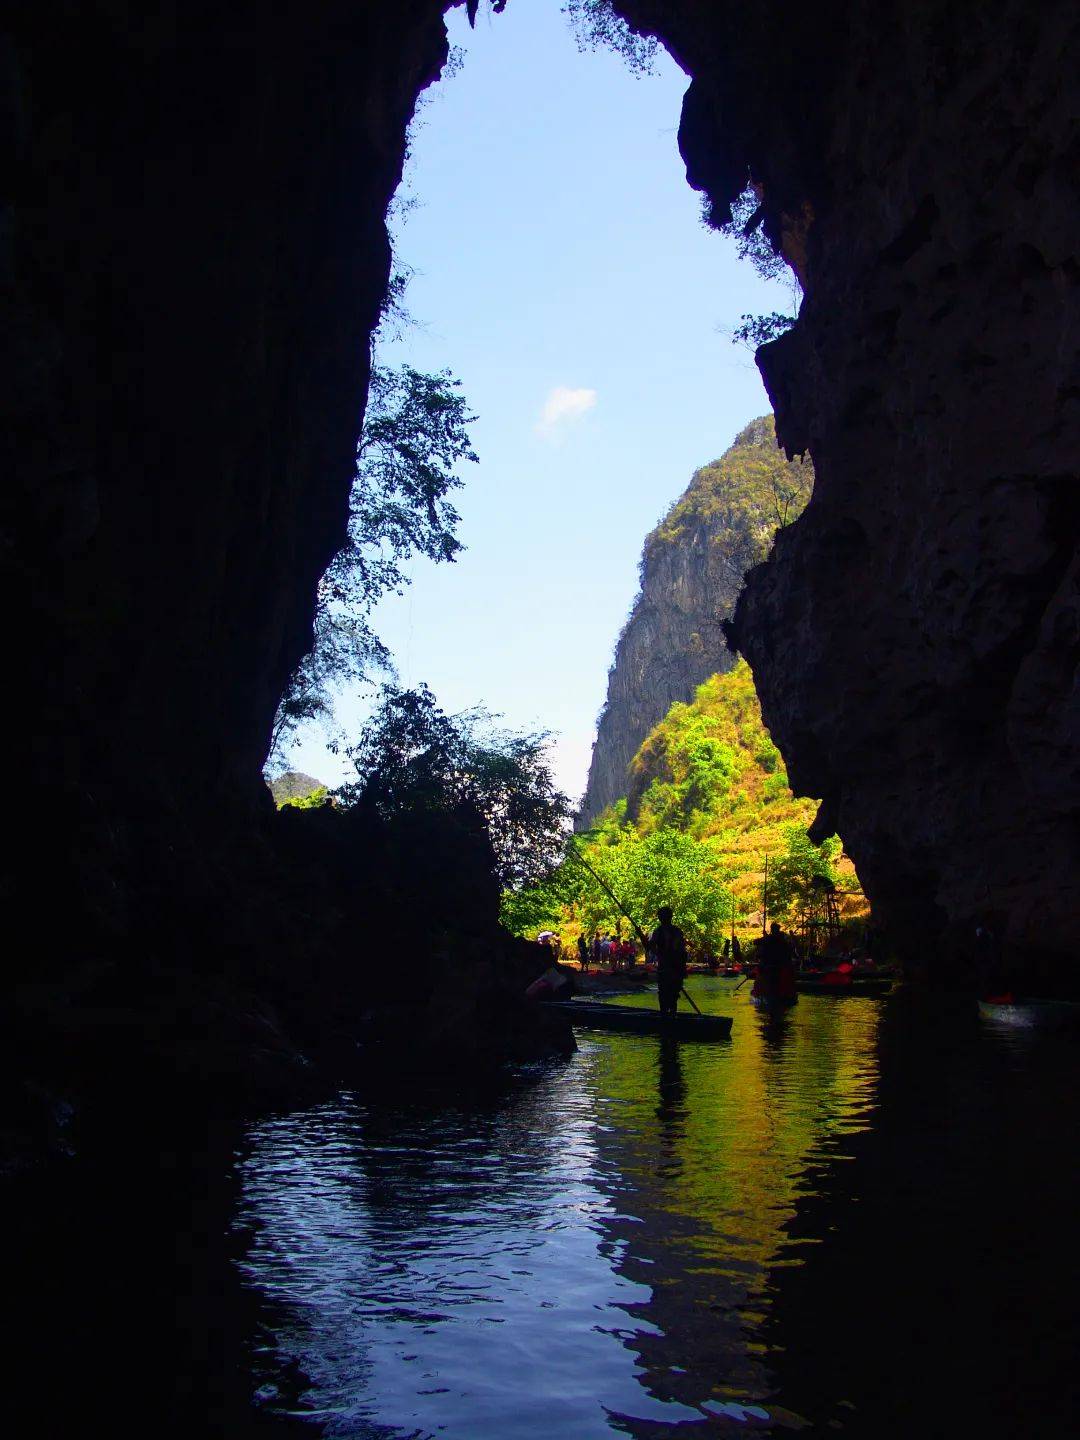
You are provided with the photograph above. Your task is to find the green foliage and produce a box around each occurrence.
[705,186,799,355]
[768,828,842,920]
[504,661,866,948]
[338,685,571,890]
[279,785,330,811]
[711,184,788,282]
[269,365,477,762]
[562,0,660,75]
[502,811,733,956]
[267,771,327,807]
[732,312,796,349]
[649,414,813,554]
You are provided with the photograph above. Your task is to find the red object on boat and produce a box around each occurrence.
[752,962,797,1002]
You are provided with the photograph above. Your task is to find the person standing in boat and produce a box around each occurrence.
[577,933,589,972]
[756,922,796,1001]
[649,906,688,1018]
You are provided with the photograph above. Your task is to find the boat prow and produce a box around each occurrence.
[547,1000,732,1041]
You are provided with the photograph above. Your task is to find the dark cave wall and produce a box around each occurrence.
[3,1,574,1100]
[4,1,448,825]
[3,2,456,977]
[621,0,1080,968]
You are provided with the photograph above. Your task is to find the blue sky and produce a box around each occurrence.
[284,0,793,800]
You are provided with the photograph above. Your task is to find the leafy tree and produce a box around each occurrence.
[712,184,788,281]
[707,185,800,355]
[338,685,571,890]
[504,810,734,957]
[499,873,569,939]
[504,661,867,948]
[601,828,733,953]
[279,785,330,812]
[562,0,660,74]
[731,312,796,350]
[767,827,842,923]
[268,366,477,762]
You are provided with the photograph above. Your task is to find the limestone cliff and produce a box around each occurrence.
[618,0,1080,975]
[581,416,811,823]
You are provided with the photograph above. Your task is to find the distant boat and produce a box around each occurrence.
[796,961,894,996]
[977,997,1080,1030]
[797,973,894,996]
[547,999,733,1040]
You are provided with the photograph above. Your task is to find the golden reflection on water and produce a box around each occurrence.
[576,980,882,1422]
[591,982,880,1263]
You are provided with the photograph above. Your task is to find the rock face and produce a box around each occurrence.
[580,417,811,824]
[618,0,1080,975]
[3,3,571,1098]
[4,0,452,978]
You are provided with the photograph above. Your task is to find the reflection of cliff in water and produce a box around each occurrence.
[235,990,882,1434]
[583,993,881,1425]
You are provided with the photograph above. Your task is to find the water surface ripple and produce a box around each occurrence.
[234,979,1068,1436]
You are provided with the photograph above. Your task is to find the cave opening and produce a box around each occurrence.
[264,0,842,954]
[268,0,800,816]
[8,3,1080,1436]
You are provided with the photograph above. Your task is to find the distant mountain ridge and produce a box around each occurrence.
[579,416,813,826]
[268,771,326,806]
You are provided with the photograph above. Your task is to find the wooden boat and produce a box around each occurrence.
[547,999,733,1040]
[797,973,894,996]
[578,969,654,993]
[750,994,797,1011]
[977,997,1080,1030]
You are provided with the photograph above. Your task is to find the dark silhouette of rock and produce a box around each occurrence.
[618,0,1080,976]
[2,1,566,1107]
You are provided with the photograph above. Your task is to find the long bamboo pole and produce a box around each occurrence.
[762,853,769,936]
[564,839,702,1016]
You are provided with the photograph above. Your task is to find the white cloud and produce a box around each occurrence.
[535,385,597,440]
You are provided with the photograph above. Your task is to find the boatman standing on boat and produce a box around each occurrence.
[650,906,688,1018]
[756,921,797,1002]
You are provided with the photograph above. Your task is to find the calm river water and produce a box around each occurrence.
[233,979,1078,1438]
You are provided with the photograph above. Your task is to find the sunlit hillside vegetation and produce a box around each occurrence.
[267,771,328,809]
[648,415,813,555]
[503,660,866,954]
[581,413,814,824]
[629,660,864,920]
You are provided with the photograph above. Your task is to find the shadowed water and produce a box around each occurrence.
[234,979,1076,1437]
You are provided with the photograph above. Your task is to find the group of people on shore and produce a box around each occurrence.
[581,934,637,970]
[539,923,793,979]
[536,932,638,971]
